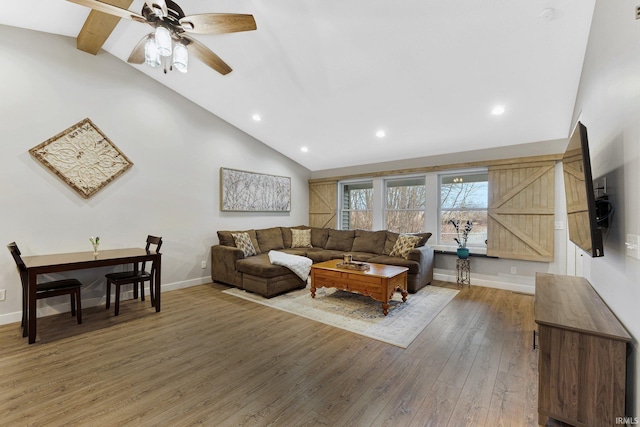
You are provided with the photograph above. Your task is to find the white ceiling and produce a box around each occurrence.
[1,0,596,172]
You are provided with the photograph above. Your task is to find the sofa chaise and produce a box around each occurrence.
[211,226,435,298]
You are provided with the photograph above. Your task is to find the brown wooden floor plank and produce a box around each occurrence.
[434,287,499,389]
[408,380,462,427]
[330,353,425,426]
[447,336,504,426]
[485,294,537,427]
[0,282,539,427]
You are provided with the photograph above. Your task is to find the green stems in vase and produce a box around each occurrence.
[89,236,100,255]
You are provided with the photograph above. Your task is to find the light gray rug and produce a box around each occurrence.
[222,284,459,348]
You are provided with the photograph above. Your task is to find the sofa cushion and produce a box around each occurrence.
[303,248,344,263]
[236,254,292,278]
[352,230,386,254]
[281,226,310,248]
[325,229,355,251]
[255,227,285,252]
[281,248,309,256]
[311,228,330,248]
[218,231,235,247]
[349,252,379,262]
[383,231,399,255]
[219,229,261,254]
[243,273,306,298]
[231,232,257,257]
[384,231,432,254]
[413,232,432,247]
[368,255,421,275]
[291,228,313,248]
[389,234,422,259]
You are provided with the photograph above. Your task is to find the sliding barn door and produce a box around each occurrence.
[487,162,555,261]
[309,181,337,228]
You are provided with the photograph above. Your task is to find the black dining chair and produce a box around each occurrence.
[105,235,162,316]
[7,242,83,337]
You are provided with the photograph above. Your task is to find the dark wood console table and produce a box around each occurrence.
[534,273,631,426]
[22,248,161,344]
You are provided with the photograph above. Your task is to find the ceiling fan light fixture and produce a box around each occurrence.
[71,0,256,76]
[144,36,161,67]
[155,26,172,57]
[173,42,188,73]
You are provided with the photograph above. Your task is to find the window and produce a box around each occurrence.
[340,181,373,230]
[385,177,426,233]
[439,171,488,247]
[337,170,487,241]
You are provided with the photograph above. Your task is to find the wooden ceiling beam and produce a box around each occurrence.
[76,0,134,55]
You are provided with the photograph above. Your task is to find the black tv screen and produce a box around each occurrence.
[562,121,604,257]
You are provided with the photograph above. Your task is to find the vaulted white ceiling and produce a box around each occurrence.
[1,1,596,171]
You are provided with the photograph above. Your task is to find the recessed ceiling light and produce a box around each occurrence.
[491,105,505,115]
[300,147,309,153]
[376,130,386,138]
[252,114,261,122]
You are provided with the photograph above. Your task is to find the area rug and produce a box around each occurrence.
[222,285,459,348]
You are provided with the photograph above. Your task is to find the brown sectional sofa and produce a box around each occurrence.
[211,226,435,298]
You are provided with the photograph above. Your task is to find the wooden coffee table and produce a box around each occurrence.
[310,259,408,316]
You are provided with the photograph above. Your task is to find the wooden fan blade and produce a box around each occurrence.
[182,36,232,75]
[67,0,146,23]
[127,35,151,64]
[179,14,256,35]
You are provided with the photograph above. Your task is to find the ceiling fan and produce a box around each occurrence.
[67,0,257,75]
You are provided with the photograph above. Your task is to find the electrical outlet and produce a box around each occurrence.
[510,267,517,274]
[626,234,640,260]
[201,260,207,269]
[0,289,6,301]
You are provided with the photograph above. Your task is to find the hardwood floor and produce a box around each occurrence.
[0,281,541,426]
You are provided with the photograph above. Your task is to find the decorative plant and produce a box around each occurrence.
[89,236,100,254]
[449,219,473,248]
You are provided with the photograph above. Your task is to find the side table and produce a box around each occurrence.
[456,258,470,287]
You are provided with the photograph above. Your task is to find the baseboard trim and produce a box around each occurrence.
[435,272,535,295]
[0,276,212,326]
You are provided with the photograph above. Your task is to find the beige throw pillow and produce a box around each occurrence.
[231,232,257,257]
[291,229,312,248]
[389,234,422,259]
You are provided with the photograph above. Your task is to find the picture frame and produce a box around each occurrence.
[29,118,133,198]
[220,167,291,212]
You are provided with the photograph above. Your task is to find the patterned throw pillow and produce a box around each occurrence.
[291,229,312,248]
[231,232,257,257]
[389,234,422,259]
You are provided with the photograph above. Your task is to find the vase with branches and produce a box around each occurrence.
[449,219,472,258]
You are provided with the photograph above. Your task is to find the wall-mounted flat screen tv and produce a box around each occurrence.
[562,121,604,257]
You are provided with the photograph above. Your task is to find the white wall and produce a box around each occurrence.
[570,0,640,416]
[0,25,310,323]
[310,138,568,180]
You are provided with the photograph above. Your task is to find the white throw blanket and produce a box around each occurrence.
[268,250,313,281]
